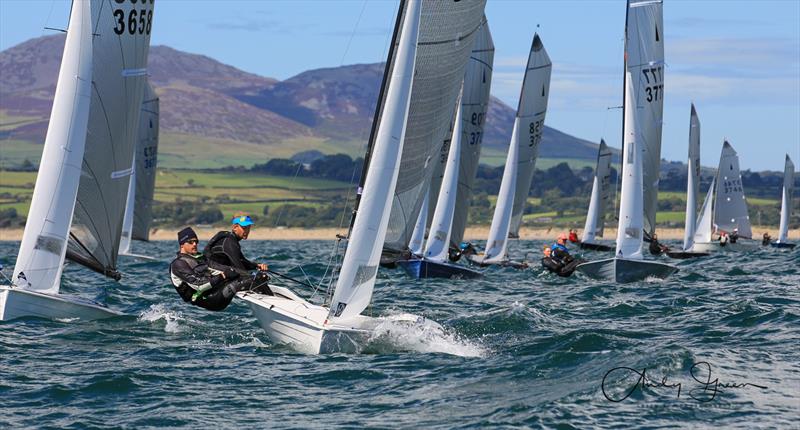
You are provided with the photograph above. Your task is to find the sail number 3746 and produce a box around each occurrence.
[113,0,154,36]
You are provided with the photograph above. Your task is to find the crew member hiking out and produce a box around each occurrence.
[169,227,270,312]
[549,234,584,277]
[205,215,269,273]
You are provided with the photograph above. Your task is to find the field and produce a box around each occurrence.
[0,169,786,230]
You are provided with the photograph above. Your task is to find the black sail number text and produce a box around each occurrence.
[113,0,154,36]
[642,66,663,103]
[529,119,543,148]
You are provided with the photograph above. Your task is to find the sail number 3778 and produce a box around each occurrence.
[113,0,154,36]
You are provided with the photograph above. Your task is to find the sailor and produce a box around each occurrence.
[762,232,772,246]
[648,233,669,255]
[449,242,476,262]
[169,227,264,311]
[568,228,580,244]
[719,231,729,247]
[730,228,739,244]
[541,246,564,273]
[551,234,572,262]
[205,215,269,273]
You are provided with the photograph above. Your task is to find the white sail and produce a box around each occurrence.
[683,104,701,250]
[483,119,520,262]
[329,0,421,321]
[509,34,552,236]
[408,192,429,256]
[12,1,93,293]
[615,72,644,259]
[627,0,665,238]
[424,101,463,262]
[693,177,715,245]
[383,1,488,253]
[451,18,494,246]
[132,83,159,241]
[119,156,137,255]
[66,0,154,278]
[582,139,613,243]
[778,155,794,243]
[713,141,752,238]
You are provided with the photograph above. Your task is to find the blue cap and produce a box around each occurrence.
[232,215,254,227]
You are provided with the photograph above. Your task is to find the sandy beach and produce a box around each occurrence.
[1,226,796,242]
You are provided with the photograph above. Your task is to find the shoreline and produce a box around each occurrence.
[1,226,796,242]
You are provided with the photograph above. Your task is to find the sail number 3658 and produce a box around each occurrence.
[642,66,663,102]
[113,0,154,36]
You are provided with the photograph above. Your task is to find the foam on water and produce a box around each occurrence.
[367,312,487,357]
[138,304,184,333]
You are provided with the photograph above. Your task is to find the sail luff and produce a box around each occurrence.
[424,99,463,262]
[483,119,520,262]
[683,104,701,250]
[12,0,93,293]
[778,155,794,243]
[328,0,421,321]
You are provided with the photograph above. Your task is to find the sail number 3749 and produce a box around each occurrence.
[113,0,154,36]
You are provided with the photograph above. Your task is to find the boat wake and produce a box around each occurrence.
[138,304,184,333]
[364,312,487,357]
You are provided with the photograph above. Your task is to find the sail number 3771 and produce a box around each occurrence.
[113,0,154,36]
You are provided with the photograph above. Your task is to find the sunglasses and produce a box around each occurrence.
[186,239,199,245]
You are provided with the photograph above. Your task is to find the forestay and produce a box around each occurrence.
[582,140,613,243]
[713,141,752,238]
[67,0,155,279]
[383,0,488,253]
[626,0,665,238]
[777,155,794,243]
[12,1,93,293]
[329,0,421,322]
[509,34,552,237]
[683,104,701,250]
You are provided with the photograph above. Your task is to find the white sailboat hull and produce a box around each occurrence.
[689,241,758,253]
[238,286,378,354]
[576,257,678,283]
[0,285,123,321]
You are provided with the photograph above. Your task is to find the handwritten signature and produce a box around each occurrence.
[601,361,767,402]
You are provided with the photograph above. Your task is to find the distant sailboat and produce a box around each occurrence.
[771,155,795,249]
[579,140,614,252]
[690,141,757,252]
[238,0,488,354]
[576,0,677,283]
[1,0,154,320]
[470,33,552,269]
[667,104,709,259]
[120,82,160,260]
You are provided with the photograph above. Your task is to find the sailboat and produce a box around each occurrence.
[469,33,552,269]
[575,0,677,283]
[120,82,160,260]
[579,140,614,251]
[771,155,795,249]
[689,141,756,252]
[1,0,154,321]
[238,0,488,354]
[397,94,483,279]
[667,104,709,259]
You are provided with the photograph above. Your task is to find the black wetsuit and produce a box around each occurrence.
[549,244,583,277]
[541,257,564,273]
[762,236,771,246]
[730,232,739,244]
[649,239,663,256]
[169,252,246,311]
[204,231,259,272]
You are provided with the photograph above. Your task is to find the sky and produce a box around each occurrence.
[1,0,798,172]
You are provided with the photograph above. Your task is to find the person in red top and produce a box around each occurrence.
[568,228,580,244]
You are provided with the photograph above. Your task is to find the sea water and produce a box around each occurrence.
[1,240,798,428]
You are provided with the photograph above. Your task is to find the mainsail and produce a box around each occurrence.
[329,0,421,321]
[615,73,644,259]
[713,141,752,238]
[483,33,551,261]
[626,0,665,238]
[120,82,160,252]
[777,155,795,243]
[581,140,613,244]
[509,34,552,237]
[682,104,701,250]
[66,0,154,279]
[451,17,494,247]
[383,1,488,253]
[12,1,93,293]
